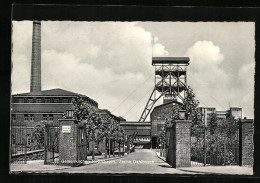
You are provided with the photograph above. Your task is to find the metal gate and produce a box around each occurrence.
[11,121,28,164]
[191,125,239,166]
[77,124,87,161]
[44,123,59,165]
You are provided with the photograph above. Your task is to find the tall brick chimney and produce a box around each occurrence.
[30,20,41,93]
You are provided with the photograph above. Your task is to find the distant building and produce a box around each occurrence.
[197,107,216,126]
[150,100,183,149]
[216,111,227,120]
[120,121,151,148]
[97,109,121,122]
[227,107,242,119]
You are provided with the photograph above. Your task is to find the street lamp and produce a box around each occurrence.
[178,110,186,120]
[66,109,74,119]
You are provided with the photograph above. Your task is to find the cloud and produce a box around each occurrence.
[185,40,254,118]
[11,22,255,120]
[12,21,170,120]
[185,41,231,110]
[153,43,169,56]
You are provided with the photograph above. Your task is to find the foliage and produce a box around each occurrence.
[158,85,203,145]
[182,86,203,126]
[31,123,45,149]
[71,95,129,158]
[72,96,95,121]
[191,114,239,165]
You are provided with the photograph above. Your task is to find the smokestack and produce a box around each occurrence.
[30,20,41,93]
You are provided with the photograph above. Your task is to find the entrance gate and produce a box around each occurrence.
[191,125,239,166]
[44,123,59,165]
[76,124,88,161]
[11,121,28,164]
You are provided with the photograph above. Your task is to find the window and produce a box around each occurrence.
[43,114,47,120]
[19,98,24,103]
[62,99,68,103]
[54,99,59,103]
[45,98,51,103]
[36,98,42,103]
[30,114,34,121]
[24,114,28,121]
[28,98,34,103]
[49,114,53,121]
[11,114,16,121]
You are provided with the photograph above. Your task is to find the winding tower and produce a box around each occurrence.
[139,57,190,122]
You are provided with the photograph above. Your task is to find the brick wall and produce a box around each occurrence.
[166,120,191,168]
[58,119,78,165]
[239,119,254,166]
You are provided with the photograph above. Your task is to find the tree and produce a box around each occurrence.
[98,115,115,158]
[71,96,104,160]
[182,86,203,126]
[31,123,45,149]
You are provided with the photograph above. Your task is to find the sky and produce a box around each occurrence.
[11,21,255,120]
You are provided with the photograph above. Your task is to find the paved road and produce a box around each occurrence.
[46,149,189,174]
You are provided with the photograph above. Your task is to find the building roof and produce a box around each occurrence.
[12,88,98,105]
[151,100,183,114]
[152,57,190,65]
[120,121,151,126]
[12,88,83,96]
[96,109,121,121]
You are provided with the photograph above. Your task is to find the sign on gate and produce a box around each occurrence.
[62,126,71,133]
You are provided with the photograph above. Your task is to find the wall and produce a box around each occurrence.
[239,119,254,166]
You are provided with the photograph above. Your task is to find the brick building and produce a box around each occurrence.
[11,88,98,124]
[120,121,151,147]
[150,100,183,149]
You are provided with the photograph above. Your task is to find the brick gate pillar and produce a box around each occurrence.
[239,119,254,166]
[58,119,81,166]
[166,120,192,168]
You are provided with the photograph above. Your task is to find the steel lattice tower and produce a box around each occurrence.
[139,57,190,122]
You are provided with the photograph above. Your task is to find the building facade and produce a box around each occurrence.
[120,121,151,148]
[227,107,242,119]
[11,88,98,124]
[150,100,183,149]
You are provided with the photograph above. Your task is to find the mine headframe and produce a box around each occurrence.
[138,57,190,122]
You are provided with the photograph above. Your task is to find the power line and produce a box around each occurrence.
[111,73,153,113]
[187,73,227,110]
[122,86,154,118]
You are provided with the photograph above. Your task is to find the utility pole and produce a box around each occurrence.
[204,108,207,166]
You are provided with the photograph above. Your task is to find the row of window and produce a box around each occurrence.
[17,98,69,103]
[11,114,54,122]
[134,137,150,141]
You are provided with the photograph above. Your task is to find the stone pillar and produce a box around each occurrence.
[239,119,254,166]
[58,119,81,166]
[166,120,192,168]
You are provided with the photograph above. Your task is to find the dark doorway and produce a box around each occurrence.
[152,136,158,149]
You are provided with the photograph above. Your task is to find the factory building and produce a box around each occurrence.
[120,121,151,148]
[150,100,183,149]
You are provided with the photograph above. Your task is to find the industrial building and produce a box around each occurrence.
[10,21,121,153]
[150,100,182,148]
[120,121,151,148]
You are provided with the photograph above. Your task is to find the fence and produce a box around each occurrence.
[44,123,60,165]
[11,121,45,164]
[191,125,239,166]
